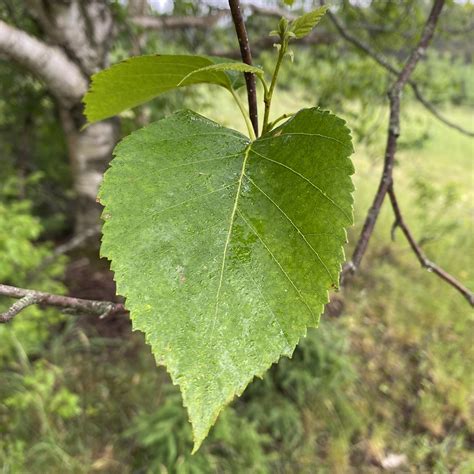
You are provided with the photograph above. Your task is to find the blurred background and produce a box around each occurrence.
[0,0,473,472]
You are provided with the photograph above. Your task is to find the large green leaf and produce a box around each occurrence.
[84,55,244,123]
[99,107,354,450]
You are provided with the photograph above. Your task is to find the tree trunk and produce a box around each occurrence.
[60,108,119,231]
[29,0,117,233]
[0,0,117,232]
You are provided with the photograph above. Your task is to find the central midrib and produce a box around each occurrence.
[211,144,252,336]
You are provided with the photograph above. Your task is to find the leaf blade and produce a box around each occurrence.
[84,55,236,123]
[99,107,354,450]
[177,62,265,88]
[289,6,328,39]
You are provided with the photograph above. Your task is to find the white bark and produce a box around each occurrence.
[0,20,87,106]
[60,109,119,231]
[27,0,114,75]
[0,2,118,232]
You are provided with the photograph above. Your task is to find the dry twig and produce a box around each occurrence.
[321,0,474,137]
[335,0,473,306]
[0,284,125,323]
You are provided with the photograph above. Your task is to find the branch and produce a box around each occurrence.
[28,225,101,281]
[247,4,296,20]
[321,2,474,137]
[131,12,226,30]
[388,188,474,306]
[341,0,472,306]
[210,30,333,58]
[228,0,259,137]
[0,20,87,105]
[0,284,126,323]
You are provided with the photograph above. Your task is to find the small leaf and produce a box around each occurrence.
[99,108,354,451]
[177,62,265,88]
[289,6,328,39]
[84,55,240,124]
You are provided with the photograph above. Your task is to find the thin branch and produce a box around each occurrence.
[247,4,296,20]
[228,0,259,137]
[210,30,333,58]
[0,284,126,323]
[0,294,41,323]
[410,84,474,137]
[131,12,225,30]
[321,1,474,137]
[30,225,101,278]
[340,0,472,306]
[388,187,474,306]
[345,0,446,275]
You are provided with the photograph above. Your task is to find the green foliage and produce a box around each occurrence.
[177,62,265,87]
[98,107,354,448]
[0,177,72,472]
[84,55,247,123]
[0,62,70,232]
[0,180,66,358]
[126,386,271,473]
[289,6,328,39]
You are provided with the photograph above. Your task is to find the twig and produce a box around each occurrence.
[228,0,259,137]
[340,0,473,306]
[131,12,225,30]
[30,225,101,279]
[247,3,296,20]
[345,0,446,276]
[388,188,474,306]
[321,1,474,137]
[0,284,126,323]
[0,294,41,322]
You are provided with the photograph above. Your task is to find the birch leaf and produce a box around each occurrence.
[84,55,243,123]
[99,107,354,451]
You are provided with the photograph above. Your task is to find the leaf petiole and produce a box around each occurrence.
[262,35,288,134]
[266,112,295,131]
[230,88,257,140]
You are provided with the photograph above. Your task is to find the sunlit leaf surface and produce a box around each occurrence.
[84,55,241,123]
[99,108,354,450]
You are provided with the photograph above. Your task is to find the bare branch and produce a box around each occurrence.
[0,20,87,105]
[340,0,472,306]
[0,294,41,323]
[387,187,474,306]
[247,4,296,20]
[210,29,333,58]
[131,12,226,30]
[321,1,474,137]
[27,225,102,282]
[228,0,259,137]
[345,0,446,275]
[410,84,474,137]
[0,284,126,323]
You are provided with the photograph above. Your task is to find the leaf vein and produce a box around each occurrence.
[257,132,347,147]
[244,174,334,282]
[236,209,316,321]
[211,146,251,338]
[249,148,351,222]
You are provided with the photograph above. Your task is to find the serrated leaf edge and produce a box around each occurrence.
[98,107,354,452]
